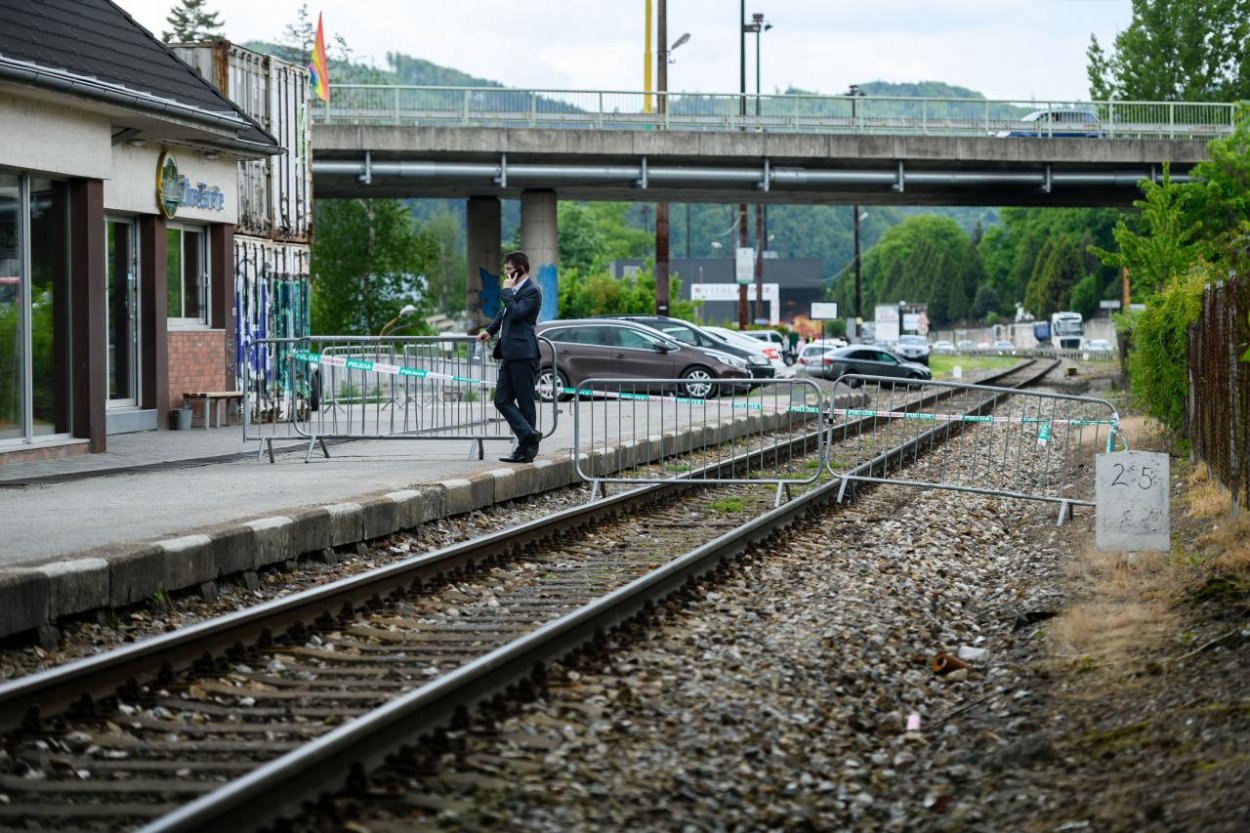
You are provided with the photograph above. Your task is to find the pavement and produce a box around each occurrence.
[0,397,790,642]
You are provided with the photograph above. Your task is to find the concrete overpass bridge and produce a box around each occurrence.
[308,86,1236,321]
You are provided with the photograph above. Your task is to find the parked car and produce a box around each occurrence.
[601,315,775,380]
[892,334,931,365]
[821,346,933,384]
[992,339,1016,353]
[1084,338,1114,352]
[703,325,796,378]
[795,344,839,376]
[742,329,796,364]
[955,339,975,351]
[932,339,955,354]
[996,108,1103,138]
[535,319,751,401]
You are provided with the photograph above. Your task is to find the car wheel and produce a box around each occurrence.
[536,367,571,402]
[680,366,717,399]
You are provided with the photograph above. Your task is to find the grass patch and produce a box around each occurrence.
[1048,544,1180,672]
[929,355,1020,378]
[710,497,745,513]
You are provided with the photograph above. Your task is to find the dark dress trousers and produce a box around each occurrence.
[485,279,543,446]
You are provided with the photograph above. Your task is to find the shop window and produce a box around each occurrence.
[0,172,71,445]
[166,224,209,326]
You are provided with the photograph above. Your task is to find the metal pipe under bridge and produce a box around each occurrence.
[311,86,1237,207]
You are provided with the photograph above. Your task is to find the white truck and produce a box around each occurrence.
[1050,311,1084,350]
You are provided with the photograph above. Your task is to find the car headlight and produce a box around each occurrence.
[747,355,769,366]
[709,352,747,369]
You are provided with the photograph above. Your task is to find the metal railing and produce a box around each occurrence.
[825,375,1125,523]
[243,335,558,463]
[312,85,1237,140]
[571,377,826,506]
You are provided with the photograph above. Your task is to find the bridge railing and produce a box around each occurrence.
[312,86,1237,139]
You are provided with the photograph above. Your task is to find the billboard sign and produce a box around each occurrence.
[735,247,755,285]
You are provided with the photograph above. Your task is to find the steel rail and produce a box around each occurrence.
[138,361,1058,833]
[0,360,1042,736]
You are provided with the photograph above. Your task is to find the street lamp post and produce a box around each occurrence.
[847,85,867,337]
[379,303,417,337]
[741,8,770,328]
[749,12,770,325]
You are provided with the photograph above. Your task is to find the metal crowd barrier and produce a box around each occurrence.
[571,377,826,506]
[242,335,558,463]
[824,375,1125,523]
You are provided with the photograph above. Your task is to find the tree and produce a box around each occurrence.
[162,0,224,42]
[1090,167,1206,296]
[420,205,465,316]
[1087,0,1250,101]
[1184,110,1250,272]
[972,285,1002,319]
[310,199,437,335]
[1025,238,1086,318]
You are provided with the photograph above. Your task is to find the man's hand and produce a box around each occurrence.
[502,274,516,290]
[476,331,490,342]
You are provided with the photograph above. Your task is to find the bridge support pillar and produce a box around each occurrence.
[466,196,501,333]
[521,189,558,322]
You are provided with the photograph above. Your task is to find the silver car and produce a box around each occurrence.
[892,334,931,365]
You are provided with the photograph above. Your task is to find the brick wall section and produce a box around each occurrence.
[168,330,229,426]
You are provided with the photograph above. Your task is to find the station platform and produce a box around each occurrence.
[0,411,590,641]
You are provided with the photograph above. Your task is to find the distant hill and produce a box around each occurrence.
[797,81,986,99]
[243,40,508,88]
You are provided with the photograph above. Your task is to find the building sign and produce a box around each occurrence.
[180,178,225,211]
[691,283,778,302]
[810,302,839,320]
[155,151,226,218]
[156,152,181,219]
[692,283,780,325]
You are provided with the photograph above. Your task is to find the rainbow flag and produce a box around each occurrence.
[309,13,330,103]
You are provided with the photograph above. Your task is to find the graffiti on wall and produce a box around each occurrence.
[235,239,310,419]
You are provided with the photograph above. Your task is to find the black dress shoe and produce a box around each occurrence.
[521,433,541,457]
[499,451,526,463]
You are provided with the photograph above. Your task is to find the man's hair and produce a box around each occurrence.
[503,251,530,276]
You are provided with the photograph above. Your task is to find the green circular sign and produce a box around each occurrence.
[156,151,182,219]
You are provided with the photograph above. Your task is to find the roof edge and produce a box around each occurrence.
[0,54,275,143]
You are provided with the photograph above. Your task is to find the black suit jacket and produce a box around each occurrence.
[487,279,542,361]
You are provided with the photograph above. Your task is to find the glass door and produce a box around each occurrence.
[0,174,20,440]
[106,218,139,406]
[0,173,70,444]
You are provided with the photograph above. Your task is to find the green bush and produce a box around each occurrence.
[1124,264,1211,435]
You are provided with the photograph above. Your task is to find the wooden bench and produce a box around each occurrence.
[182,391,244,429]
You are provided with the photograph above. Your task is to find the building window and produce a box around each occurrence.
[107,217,140,405]
[0,171,71,444]
[166,224,208,325]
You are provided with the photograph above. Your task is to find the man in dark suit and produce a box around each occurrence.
[477,251,543,462]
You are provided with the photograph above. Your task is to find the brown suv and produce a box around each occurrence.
[535,319,751,401]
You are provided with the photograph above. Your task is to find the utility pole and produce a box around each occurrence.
[853,204,863,324]
[654,0,670,315]
[737,0,748,329]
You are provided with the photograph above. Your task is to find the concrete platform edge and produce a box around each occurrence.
[0,414,766,642]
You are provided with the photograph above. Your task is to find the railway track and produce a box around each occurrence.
[0,360,1059,833]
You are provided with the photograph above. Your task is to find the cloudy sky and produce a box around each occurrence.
[116,0,1132,102]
